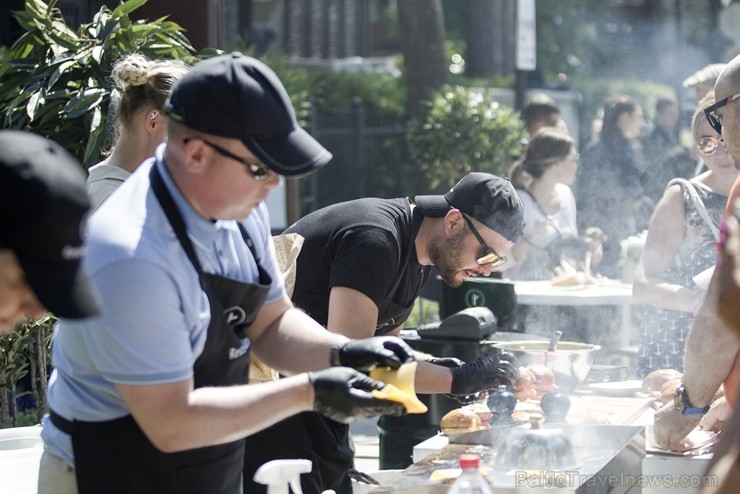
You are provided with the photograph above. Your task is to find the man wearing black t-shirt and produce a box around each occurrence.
[243,173,526,494]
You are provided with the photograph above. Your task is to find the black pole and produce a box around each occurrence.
[515,69,529,111]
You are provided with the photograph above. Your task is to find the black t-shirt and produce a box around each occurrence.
[284,197,429,334]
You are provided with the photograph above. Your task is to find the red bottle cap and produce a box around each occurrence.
[459,454,480,469]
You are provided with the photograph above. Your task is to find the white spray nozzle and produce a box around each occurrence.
[253,459,313,494]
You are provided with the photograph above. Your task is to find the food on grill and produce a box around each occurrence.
[657,378,682,404]
[439,407,483,436]
[642,369,683,396]
[515,366,536,400]
[528,364,556,398]
[514,365,556,400]
[370,361,428,414]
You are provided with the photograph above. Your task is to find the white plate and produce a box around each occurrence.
[586,380,644,397]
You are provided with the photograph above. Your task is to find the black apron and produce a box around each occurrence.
[242,207,424,494]
[64,165,272,494]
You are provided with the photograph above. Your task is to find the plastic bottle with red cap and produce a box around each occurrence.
[447,454,493,494]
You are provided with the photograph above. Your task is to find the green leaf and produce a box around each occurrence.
[64,87,105,118]
[26,90,44,120]
[112,0,148,18]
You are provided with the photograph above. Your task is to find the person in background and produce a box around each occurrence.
[634,91,738,378]
[0,131,101,335]
[653,53,740,453]
[576,95,649,279]
[521,93,566,136]
[242,172,524,493]
[86,53,188,209]
[505,127,579,281]
[683,63,727,105]
[38,53,415,494]
[641,97,691,205]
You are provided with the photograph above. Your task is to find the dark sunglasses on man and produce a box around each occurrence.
[704,92,740,135]
[461,213,507,268]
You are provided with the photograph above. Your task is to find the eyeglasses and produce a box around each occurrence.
[183,137,274,182]
[461,214,507,268]
[704,92,740,135]
[696,136,723,156]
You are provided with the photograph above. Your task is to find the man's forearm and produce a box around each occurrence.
[683,273,739,406]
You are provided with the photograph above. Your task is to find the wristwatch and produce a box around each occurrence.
[673,384,710,416]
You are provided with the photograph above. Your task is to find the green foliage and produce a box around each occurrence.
[265,57,407,126]
[407,85,526,190]
[0,0,197,166]
[404,298,440,329]
[0,315,54,428]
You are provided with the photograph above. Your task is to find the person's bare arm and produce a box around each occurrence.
[117,374,314,452]
[653,261,739,450]
[633,184,704,312]
[326,286,455,394]
[248,294,349,375]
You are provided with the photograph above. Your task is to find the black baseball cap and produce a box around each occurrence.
[0,131,102,319]
[414,172,525,242]
[165,52,332,177]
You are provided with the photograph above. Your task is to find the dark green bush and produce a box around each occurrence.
[407,84,526,190]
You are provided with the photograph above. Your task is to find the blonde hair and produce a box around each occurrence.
[110,53,188,131]
[692,91,715,137]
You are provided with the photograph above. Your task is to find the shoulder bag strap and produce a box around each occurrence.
[667,178,720,242]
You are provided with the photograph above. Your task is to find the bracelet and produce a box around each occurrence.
[329,343,342,367]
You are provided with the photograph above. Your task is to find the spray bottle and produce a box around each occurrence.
[253,459,313,494]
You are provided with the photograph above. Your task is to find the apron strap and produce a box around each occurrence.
[150,164,206,277]
[150,163,270,283]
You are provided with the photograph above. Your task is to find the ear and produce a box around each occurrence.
[182,138,209,173]
[444,209,463,235]
[144,110,160,135]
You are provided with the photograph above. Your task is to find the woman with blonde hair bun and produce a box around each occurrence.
[86,53,188,209]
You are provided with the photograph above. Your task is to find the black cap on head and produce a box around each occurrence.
[414,172,525,242]
[165,52,332,177]
[0,131,102,319]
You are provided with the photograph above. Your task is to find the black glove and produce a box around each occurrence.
[333,336,414,372]
[426,357,465,368]
[450,352,519,396]
[309,367,406,423]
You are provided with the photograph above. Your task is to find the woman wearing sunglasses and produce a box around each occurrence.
[634,91,738,378]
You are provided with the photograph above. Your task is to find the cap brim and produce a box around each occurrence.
[413,195,450,217]
[19,257,102,319]
[245,126,332,178]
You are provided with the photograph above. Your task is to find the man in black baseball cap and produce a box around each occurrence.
[242,172,523,493]
[0,130,101,334]
[41,53,413,494]
[165,52,332,177]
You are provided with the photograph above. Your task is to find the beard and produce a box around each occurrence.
[429,229,468,287]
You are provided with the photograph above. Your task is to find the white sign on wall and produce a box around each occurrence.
[516,0,537,71]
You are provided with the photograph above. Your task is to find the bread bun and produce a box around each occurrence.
[642,369,683,395]
[439,407,482,435]
[515,366,537,401]
[528,364,556,398]
[658,378,682,404]
[464,402,492,426]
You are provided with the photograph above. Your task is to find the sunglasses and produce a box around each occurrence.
[696,136,723,156]
[461,214,507,268]
[183,137,274,182]
[704,92,740,135]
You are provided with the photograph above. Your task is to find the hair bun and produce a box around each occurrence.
[112,53,152,88]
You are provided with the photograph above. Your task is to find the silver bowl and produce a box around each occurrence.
[493,340,601,391]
